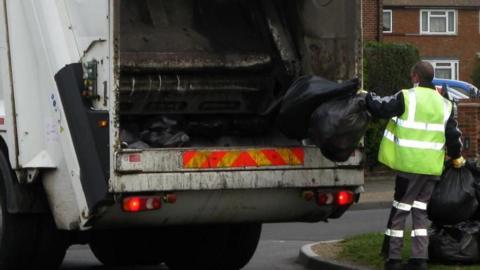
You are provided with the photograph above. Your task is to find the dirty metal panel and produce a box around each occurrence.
[116,147,362,173]
[119,0,272,70]
[298,0,362,81]
[111,168,364,192]
[120,52,272,72]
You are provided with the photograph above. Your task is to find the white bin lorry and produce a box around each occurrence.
[0,0,363,269]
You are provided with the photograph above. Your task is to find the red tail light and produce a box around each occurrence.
[122,196,162,212]
[336,191,354,206]
[164,193,177,204]
[302,191,315,201]
[317,192,334,205]
[315,190,355,206]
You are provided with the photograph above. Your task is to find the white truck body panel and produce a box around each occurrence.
[0,0,110,229]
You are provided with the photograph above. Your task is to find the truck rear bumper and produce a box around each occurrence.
[94,187,360,228]
[111,168,363,192]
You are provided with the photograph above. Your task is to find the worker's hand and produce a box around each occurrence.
[452,156,466,168]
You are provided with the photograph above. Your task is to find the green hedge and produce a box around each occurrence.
[363,42,420,169]
[472,59,480,89]
[364,42,420,96]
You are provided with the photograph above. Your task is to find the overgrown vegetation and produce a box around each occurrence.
[338,232,480,270]
[363,42,420,169]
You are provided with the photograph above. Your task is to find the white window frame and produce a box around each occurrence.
[383,9,393,33]
[420,9,457,35]
[426,59,459,80]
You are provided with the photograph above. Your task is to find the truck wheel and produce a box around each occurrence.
[222,223,262,269]
[0,197,38,269]
[89,228,164,266]
[165,223,262,270]
[0,151,68,270]
[0,151,37,269]
[30,214,69,268]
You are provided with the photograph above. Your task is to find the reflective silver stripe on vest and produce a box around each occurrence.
[392,117,444,132]
[408,88,416,121]
[412,201,428,210]
[390,88,451,132]
[384,130,444,150]
[411,229,428,237]
[392,200,412,211]
[385,229,404,238]
[443,98,451,124]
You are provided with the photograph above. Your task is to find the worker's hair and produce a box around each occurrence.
[411,61,434,83]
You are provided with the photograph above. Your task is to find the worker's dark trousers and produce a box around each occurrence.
[381,173,437,260]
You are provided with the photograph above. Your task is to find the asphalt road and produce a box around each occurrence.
[60,208,390,270]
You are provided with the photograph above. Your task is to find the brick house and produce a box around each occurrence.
[363,0,384,41]
[362,1,480,158]
[382,0,480,84]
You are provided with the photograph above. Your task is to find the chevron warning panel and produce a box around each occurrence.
[182,148,305,169]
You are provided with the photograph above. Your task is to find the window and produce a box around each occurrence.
[427,60,459,80]
[383,10,392,33]
[420,10,457,35]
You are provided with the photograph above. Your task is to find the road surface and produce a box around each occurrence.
[60,208,390,270]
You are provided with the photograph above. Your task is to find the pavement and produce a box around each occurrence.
[298,174,395,270]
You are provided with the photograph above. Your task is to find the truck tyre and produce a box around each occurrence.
[0,151,38,269]
[30,214,69,269]
[222,223,262,269]
[0,151,68,269]
[165,223,262,270]
[89,228,164,266]
[0,198,37,269]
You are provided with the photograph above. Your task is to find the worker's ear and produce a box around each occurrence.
[411,73,420,85]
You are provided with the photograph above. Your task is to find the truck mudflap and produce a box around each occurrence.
[112,147,363,192]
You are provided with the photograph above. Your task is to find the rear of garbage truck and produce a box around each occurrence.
[0,0,363,269]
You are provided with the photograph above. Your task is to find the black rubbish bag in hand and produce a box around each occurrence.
[428,166,478,225]
[308,93,371,162]
[429,221,480,264]
[277,76,359,140]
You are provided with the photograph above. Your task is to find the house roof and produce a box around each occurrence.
[384,0,480,7]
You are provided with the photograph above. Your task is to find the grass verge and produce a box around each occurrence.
[337,232,480,270]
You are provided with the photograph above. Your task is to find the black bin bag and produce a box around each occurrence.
[429,221,480,264]
[465,159,480,202]
[428,166,478,225]
[277,76,359,140]
[308,93,371,162]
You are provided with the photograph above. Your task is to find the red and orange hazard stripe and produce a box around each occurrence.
[183,148,305,169]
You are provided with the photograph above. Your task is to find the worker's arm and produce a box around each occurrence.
[445,107,463,160]
[365,91,405,119]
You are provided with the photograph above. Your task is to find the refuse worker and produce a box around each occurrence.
[365,61,464,270]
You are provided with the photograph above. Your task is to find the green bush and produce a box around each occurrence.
[364,119,388,170]
[363,42,420,169]
[472,59,480,89]
[364,42,420,96]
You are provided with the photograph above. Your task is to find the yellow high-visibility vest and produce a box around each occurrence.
[378,87,452,176]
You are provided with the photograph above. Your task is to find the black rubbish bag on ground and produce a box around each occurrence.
[429,221,480,264]
[277,76,359,140]
[308,93,371,162]
[428,166,478,225]
[464,159,480,220]
[465,159,480,197]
